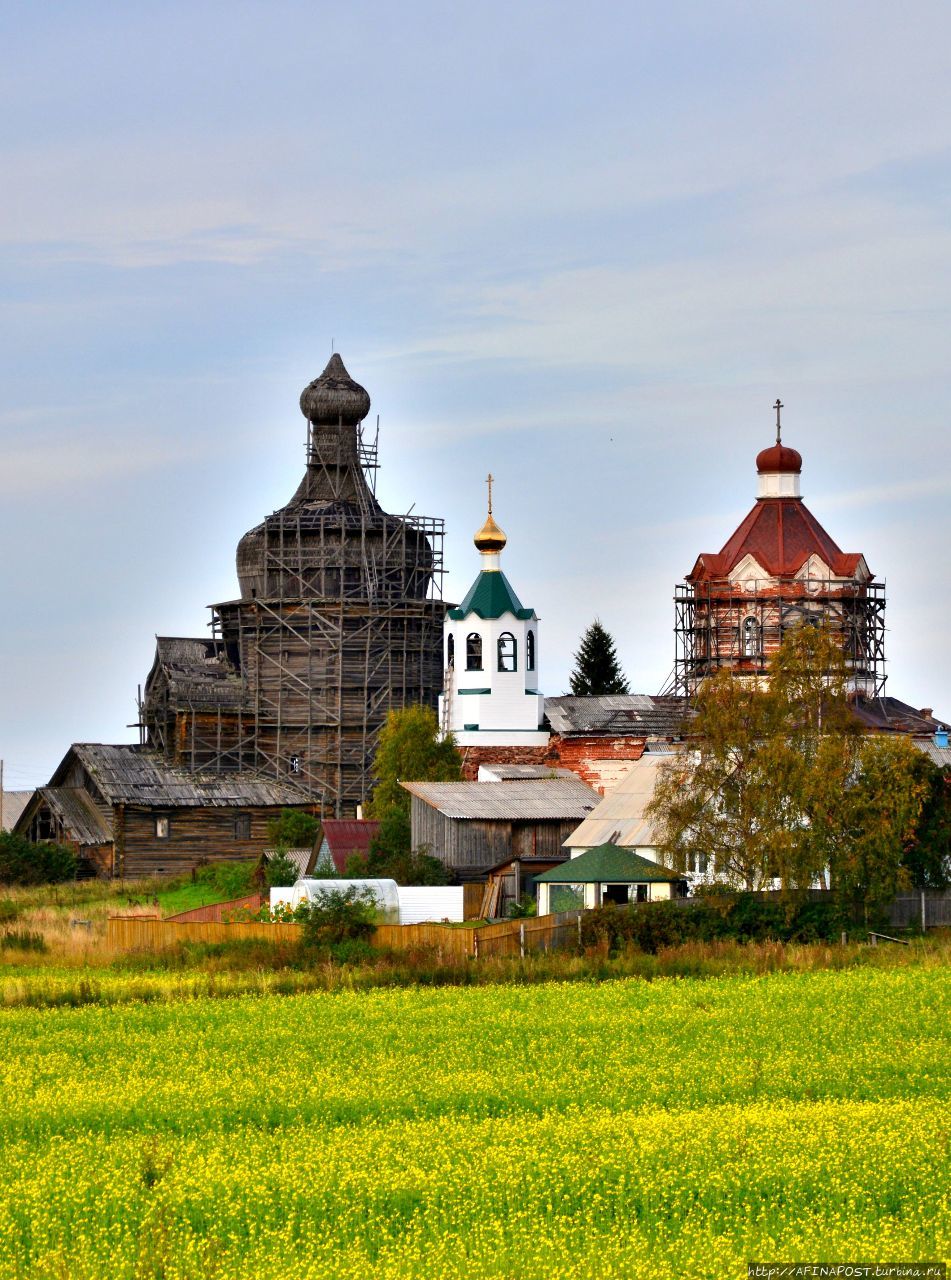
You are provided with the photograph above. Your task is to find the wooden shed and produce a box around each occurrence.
[401,779,599,880]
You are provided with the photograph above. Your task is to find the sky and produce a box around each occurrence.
[2,0,951,790]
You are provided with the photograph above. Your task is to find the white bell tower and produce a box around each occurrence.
[439,476,549,747]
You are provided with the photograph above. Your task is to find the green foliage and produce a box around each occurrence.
[647,623,932,913]
[902,762,951,891]
[298,886,378,949]
[0,929,48,953]
[195,860,257,901]
[264,851,300,889]
[363,706,460,881]
[581,893,849,953]
[266,808,321,851]
[359,807,450,885]
[0,832,77,885]
[0,900,19,924]
[506,895,537,919]
[568,619,629,695]
[367,706,462,820]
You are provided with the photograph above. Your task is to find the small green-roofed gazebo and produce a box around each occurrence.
[534,844,685,913]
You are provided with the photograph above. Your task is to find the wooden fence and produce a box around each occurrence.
[888,892,951,930]
[106,911,584,957]
[107,917,303,949]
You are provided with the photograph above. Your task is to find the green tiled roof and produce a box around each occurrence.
[534,844,682,884]
[448,571,535,621]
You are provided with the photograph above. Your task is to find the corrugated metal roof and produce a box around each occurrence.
[565,756,670,850]
[1,791,32,833]
[401,778,599,820]
[535,845,681,883]
[544,695,692,738]
[321,820,381,872]
[263,848,314,879]
[58,744,312,809]
[914,741,951,768]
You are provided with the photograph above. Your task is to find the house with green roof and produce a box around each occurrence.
[439,478,549,748]
[534,843,686,913]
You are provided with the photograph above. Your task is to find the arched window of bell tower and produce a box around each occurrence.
[497,632,517,672]
[466,633,482,671]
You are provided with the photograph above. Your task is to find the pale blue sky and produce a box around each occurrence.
[3,1,951,788]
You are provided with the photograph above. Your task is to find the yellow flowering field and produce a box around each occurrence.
[0,967,946,1278]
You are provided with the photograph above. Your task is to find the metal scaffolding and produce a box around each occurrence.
[669,578,887,698]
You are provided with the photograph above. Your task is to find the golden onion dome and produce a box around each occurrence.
[474,512,507,554]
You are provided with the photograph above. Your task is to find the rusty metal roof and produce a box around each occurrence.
[401,778,599,820]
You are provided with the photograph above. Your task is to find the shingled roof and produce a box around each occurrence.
[544,695,692,738]
[35,787,112,845]
[53,744,311,809]
[147,638,246,709]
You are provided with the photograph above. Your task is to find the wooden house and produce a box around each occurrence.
[14,744,315,878]
[401,778,599,880]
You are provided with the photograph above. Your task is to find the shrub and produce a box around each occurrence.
[264,852,300,889]
[266,809,321,850]
[298,886,378,950]
[581,893,849,954]
[0,833,77,885]
[192,860,257,901]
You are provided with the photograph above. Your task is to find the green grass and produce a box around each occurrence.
[0,965,945,1278]
[0,862,259,921]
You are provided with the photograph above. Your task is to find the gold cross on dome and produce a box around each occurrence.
[486,472,494,515]
[774,398,784,443]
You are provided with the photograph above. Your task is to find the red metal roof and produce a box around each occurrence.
[321,819,381,872]
[689,498,866,582]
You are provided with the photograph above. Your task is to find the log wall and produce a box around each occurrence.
[119,805,297,878]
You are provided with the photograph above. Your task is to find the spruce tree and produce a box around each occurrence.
[568,619,630,695]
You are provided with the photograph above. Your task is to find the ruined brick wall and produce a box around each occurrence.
[457,736,647,795]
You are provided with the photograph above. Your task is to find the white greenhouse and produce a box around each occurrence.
[269,879,464,926]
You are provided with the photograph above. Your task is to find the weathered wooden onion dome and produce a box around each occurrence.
[237,356,433,602]
[143,353,446,817]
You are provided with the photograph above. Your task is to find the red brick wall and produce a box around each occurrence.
[458,736,647,795]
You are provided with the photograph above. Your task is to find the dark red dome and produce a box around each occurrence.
[756,442,802,474]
